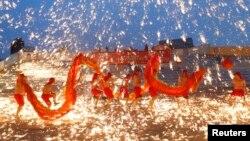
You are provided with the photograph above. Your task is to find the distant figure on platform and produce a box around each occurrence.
[41,77,58,108]
[91,73,103,107]
[14,73,27,117]
[105,46,109,52]
[144,44,149,51]
[176,69,189,106]
[102,72,114,104]
[230,72,247,106]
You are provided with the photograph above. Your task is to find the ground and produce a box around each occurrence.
[0,89,249,141]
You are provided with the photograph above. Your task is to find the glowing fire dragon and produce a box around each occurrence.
[21,53,205,120]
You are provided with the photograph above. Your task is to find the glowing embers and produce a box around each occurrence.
[1,92,250,140]
[19,62,56,78]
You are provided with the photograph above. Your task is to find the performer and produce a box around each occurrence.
[131,68,142,105]
[230,72,247,105]
[13,73,27,117]
[91,73,103,107]
[143,55,161,110]
[147,69,159,110]
[176,69,189,106]
[102,72,114,104]
[41,77,58,108]
[118,73,131,103]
